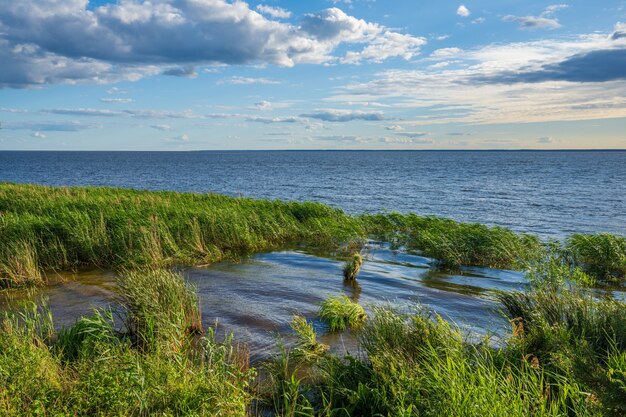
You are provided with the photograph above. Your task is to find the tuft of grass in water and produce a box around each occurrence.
[566,233,626,282]
[343,253,363,281]
[291,314,329,362]
[318,294,367,332]
[117,268,201,353]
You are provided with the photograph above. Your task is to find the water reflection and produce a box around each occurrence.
[3,245,620,362]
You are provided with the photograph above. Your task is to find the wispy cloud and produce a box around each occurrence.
[256,5,292,19]
[100,98,133,103]
[218,76,281,85]
[300,109,384,121]
[503,4,569,30]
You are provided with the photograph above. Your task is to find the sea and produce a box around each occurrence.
[1,150,624,238]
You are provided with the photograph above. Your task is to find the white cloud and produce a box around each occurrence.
[328,29,626,125]
[150,124,172,131]
[472,17,486,24]
[253,101,273,110]
[301,8,426,64]
[100,98,133,103]
[218,76,281,85]
[457,5,470,17]
[31,131,46,138]
[0,1,426,88]
[503,15,561,30]
[168,134,189,142]
[431,47,463,59]
[256,5,292,19]
[537,136,553,143]
[301,108,384,121]
[503,4,569,30]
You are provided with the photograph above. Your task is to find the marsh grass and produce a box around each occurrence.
[360,212,545,270]
[0,274,253,416]
[342,253,362,281]
[566,233,626,281]
[291,315,329,362]
[0,183,365,288]
[499,289,626,415]
[117,268,201,353]
[318,294,367,332]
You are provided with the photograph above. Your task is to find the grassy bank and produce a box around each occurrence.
[1,183,624,288]
[2,268,625,416]
[0,183,364,287]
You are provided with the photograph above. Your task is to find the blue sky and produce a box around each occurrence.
[1,0,625,150]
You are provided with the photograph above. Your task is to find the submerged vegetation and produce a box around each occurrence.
[318,294,367,332]
[342,253,363,281]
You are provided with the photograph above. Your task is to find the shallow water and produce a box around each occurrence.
[1,150,624,238]
[1,245,532,361]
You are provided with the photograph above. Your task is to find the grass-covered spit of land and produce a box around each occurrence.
[2,183,623,288]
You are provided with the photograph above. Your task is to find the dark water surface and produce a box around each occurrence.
[1,150,624,238]
[1,245,523,361]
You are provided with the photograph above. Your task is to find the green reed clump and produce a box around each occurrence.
[360,212,544,269]
[291,315,329,362]
[499,289,626,415]
[319,294,367,332]
[117,268,201,353]
[343,253,363,281]
[0,288,253,416]
[566,233,626,282]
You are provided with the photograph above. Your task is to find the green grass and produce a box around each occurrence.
[318,294,367,332]
[342,253,363,281]
[117,268,202,353]
[0,271,253,416]
[0,183,364,288]
[566,233,626,282]
[1,184,624,288]
[2,268,626,416]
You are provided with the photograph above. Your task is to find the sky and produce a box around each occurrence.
[1,0,626,150]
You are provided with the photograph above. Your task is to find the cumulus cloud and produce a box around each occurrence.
[301,8,426,64]
[0,1,426,88]
[537,136,553,143]
[256,5,292,19]
[457,5,470,17]
[301,108,384,121]
[31,131,46,138]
